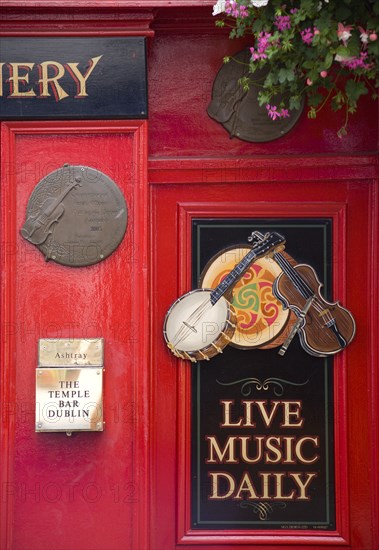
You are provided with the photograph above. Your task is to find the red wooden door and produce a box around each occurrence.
[0,121,149,550]
[149,157,379,549]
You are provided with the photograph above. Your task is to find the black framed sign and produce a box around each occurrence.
[0,37,147,120]
[191,219,335,530]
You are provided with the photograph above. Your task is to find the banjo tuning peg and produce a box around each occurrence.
[247,230,265,243]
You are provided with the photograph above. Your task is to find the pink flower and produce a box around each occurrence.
[225,0,249,18]
[338,51,372,70]
[320,70,328,78]
[250,32,272,61]
[337,23,353,46]
[280,109,290,118]
[306,78,313,86]
[358,26,369,47]
[266,104,290,120]
[274,14,291,32]
[301,27,318,45]
[369,32,378,41]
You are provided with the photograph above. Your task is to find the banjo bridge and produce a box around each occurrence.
[183,321,197,333]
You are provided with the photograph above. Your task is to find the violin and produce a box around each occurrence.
[249,232,356,357]
[21,180,80,245]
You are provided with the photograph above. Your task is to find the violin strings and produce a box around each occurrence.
[273,253,336,326]
[274,253,314,299]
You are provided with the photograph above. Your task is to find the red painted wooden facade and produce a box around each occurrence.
[1,3,378,549]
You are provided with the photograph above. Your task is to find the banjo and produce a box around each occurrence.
[163,232,285,362]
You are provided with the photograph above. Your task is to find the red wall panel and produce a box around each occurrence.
[150,166,378,549]
[1,121,149,550]
[147,27,378,158]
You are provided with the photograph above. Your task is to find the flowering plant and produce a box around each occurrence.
[213,0,379,136]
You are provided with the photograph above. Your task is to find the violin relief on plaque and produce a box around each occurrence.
[21,164,128,267]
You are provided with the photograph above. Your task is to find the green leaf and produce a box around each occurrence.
[238,76,251,92]
[345,79,368,103]
[347,33,362,57]
[278,67,295,83]
[307,92,324,107]
[335,6,352,21]
[289,96,302,110]
[252,19,264,33]
[307,107,317,119]
[368,40,379,56]
[303,60,316,69]
[324,52,334,69]
[257,91,271,106]
[335,46,351,58]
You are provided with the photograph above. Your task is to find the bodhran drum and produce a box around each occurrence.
[200,246,292,349]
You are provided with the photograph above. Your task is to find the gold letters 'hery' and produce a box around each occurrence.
[20,164,128,267]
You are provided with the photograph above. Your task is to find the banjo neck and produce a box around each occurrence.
[210,232,285,305]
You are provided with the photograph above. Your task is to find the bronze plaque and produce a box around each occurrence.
[207,49,304,142]
[38,338,104,367]
[21,164,128,267]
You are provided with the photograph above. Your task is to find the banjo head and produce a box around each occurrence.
[200,246,291,349]
[163,289,235,359]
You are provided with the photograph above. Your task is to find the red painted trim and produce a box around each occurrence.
[0,4,217,36]
[0,17,155,37]
[174,202,350,547]
[0,30,155,38]
[369,181,379,546]
[0,0,214,6]
[0,6,155,36]
[148,156,379,185]
[0,120,150,550]
[0,123,16,550]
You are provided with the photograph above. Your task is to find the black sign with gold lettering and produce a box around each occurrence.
[191,219,336,530]
[0,37,147,119]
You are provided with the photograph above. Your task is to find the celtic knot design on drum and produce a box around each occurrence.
[224,264,281,332]
[200,249,290,349]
